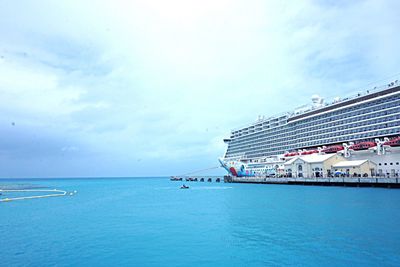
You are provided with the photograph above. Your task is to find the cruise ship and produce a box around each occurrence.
[220,80,400,178]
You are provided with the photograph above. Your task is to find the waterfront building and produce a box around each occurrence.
[283,154,345,178]
[332,160,377,177]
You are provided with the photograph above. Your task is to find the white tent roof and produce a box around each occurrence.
[333,160,370,168]
[284,154,337,165]
[301,154,337,163]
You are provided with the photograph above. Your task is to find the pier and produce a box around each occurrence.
[224,176,400,188]
[170,177,222,183]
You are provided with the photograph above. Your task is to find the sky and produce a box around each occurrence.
[1,0,400,178]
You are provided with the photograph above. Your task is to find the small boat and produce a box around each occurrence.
[284,152,300,157]
[200,178,204,182]
[180,185,189,189]
[300,149,318,155]
[349,141,376,150]
[207,178,212,182]
[216,178,221,183]
[322,145,344,153]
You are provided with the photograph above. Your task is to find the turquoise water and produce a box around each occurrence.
[1,178,400,266]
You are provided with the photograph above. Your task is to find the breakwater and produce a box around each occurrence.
[224,176,400,188]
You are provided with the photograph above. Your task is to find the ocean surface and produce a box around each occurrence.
[1,177,400,267]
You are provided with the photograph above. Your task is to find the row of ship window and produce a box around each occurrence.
[296,128,399,148]
[293,100,400,130]
[230,100,400,146]
[232,94,400,137]
[294,108,400,136]
[229,112,400,151]
[232,117,288,135]
[232,95,400,139]
[226,127,400,157]
[233,95,400,142]
[229,126,290,147]
[252,127,398,155]
[296,116,400,141]
[228,115,400,152]
[241,136,383,157]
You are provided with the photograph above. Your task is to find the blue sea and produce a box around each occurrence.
[1,177,400,267]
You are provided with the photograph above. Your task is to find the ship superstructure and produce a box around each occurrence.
[221,80,400,177]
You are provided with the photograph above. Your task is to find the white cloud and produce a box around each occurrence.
[0,0,400,177]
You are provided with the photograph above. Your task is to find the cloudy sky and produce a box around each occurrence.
[1,0,400,178]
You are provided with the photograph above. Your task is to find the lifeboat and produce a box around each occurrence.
[349,141,376,151]
[322,145,344,153]
[300,149,318,155]
[284,152,300,157]
[383,137,400,147]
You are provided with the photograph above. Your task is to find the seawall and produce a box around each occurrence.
[224,176,400,188]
